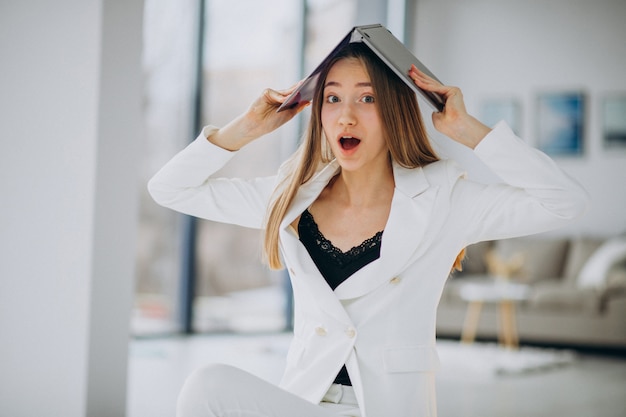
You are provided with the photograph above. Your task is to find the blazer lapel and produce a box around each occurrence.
[281,230,354,323]
[279,160,355,322]
[280,159,439,302]
[280,161,341,231]
[333,162,439,300]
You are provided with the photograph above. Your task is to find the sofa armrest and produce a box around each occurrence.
[599,267,626,313]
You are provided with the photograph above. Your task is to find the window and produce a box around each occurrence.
[133,0,200,335]
[135,0,359,336]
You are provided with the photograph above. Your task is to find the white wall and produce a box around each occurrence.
[0,0,143,416]
[412,0,626,236]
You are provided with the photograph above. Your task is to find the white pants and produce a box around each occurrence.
[177,364,361,417]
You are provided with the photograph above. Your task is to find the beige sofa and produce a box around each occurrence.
[436,235,626,350]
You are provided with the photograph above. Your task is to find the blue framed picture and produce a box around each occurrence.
[536,92,585,156]
[481,98,521,136]
[603,95,626,149]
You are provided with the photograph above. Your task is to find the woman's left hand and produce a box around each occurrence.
[409,64,491,149]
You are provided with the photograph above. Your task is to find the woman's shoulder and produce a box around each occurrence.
[421,158,467,186]
[392,158,467,199]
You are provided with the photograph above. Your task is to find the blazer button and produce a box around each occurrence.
[345,327,356,339]
[389,277,401,284]
[315,326,327,337]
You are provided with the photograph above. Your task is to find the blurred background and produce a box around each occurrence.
[136,0,626,337]
[1,0,625,416]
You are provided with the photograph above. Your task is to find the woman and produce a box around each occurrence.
[148,43,588,417]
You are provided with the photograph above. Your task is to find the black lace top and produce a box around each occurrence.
[298,208,383,386]
[298,209,383,290]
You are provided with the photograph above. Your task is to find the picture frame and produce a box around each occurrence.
[602,94,626,149]
[536,92,585,156]
[481,98,521,136]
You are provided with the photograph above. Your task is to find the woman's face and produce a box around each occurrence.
[321,58,388,173]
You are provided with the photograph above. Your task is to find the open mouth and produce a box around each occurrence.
[339,136,361,150]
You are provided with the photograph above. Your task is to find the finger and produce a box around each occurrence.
[280,94,311,115]
[411,74,451,96]
[265,83,303,105]
[276,80,305,97]
[409,69,439,89]
[409,64,441,85]
[409,71,437,91]
[263,88,287,104]
[409,68,457,100]
[293,99,311,114]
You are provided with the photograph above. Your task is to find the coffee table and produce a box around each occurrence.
[458,280,530,349]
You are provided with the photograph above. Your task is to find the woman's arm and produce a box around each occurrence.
[148,83,310,228]
[209,84,309,151]
[450,122,590,243]
[409,65,589,242]
[147,127,276,229]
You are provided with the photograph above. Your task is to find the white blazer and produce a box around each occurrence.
[148,121,588,417]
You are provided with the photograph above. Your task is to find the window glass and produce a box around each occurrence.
[133,0,199,335]
[195,0,302,333]
[136,0,359,336]
[304,0,357,74]
[195,0,357,333]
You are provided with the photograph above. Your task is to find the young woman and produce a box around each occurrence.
[148,43,588,417]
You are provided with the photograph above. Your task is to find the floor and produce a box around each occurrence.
[127,333,626,417]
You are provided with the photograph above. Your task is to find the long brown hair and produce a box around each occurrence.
[263,43,441,269]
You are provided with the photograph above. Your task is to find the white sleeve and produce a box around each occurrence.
[147,126,278,229]
[450,121,589,243]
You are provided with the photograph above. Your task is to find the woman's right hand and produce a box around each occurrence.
[208,83,310,151]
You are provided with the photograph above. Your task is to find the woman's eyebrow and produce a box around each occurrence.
[324,81,372,88]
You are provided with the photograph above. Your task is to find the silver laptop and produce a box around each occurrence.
[278,24,445,113]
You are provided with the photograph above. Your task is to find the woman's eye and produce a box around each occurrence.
[360,95,375,103]
[326,95,340,103]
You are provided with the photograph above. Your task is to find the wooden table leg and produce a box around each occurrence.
[461,300,483,344]
[498,300,519,349]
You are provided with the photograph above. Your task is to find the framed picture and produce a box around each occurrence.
[536,92,585,156]
[602,95,626,149]
[481,98,521,136]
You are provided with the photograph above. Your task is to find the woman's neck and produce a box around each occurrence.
[332,161,395,208]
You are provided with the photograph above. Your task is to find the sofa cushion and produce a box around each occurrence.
[577,236,626,289]
[562,237,604,286]
[492,237,569,283]
[529,283,599,313]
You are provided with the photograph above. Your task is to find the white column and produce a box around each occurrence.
[387,0,407,42]
[0,0,143,416]
[86,0,144,415]
[355,0,388,26]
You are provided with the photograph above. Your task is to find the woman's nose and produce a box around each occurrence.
[338,103,357,126]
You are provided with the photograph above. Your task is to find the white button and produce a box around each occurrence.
[315,326,327,336]
[345,327,356,338]
[390,277,401,284]
[289,268,296,276]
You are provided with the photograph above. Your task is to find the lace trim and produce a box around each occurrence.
[300,209,382,267]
